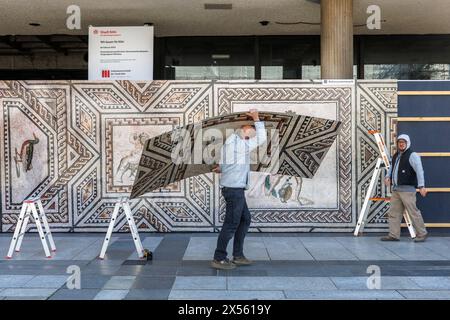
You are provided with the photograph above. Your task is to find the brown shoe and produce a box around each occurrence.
[232,256,253,266]
[414,234,428,243]
[380,235,400,241]
[211,259,236,270]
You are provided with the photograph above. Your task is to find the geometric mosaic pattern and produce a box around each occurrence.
[130,111,341,198]
[0,80,212,232]
[214,83,355,231]
[355,80,398,231]
[0,80,396,233]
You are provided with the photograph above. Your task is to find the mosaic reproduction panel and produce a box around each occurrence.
[0,80,395,232]
[130,111,341,199]
[355,80,398,231]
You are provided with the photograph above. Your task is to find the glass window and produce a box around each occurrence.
[362,35,450,79]
[261,66,283,80]
[364,64,450,80]
[301,65,321,80]
[300,65,357,80]
[163,37,255,80]
[174,66,255,80]
[259,36,320,80]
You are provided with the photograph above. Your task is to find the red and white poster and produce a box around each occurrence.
[88,26,153,80]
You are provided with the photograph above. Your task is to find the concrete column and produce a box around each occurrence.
[320,0,354,79]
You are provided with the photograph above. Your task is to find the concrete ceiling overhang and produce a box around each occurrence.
[0,0,448,37]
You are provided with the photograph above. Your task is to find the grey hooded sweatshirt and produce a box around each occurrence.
[386,134,425,192]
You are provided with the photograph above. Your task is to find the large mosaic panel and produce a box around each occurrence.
[214,82,355,232]
[0,80,396,232]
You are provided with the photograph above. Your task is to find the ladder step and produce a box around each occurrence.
[369,197,390,202]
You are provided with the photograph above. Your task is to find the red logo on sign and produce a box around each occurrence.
[93,29,98,34]
[101,70,110,78]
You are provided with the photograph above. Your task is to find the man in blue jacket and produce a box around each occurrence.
[382,134,428,242]
[211,109,267,270]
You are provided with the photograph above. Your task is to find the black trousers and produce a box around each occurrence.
[214,187,251,261]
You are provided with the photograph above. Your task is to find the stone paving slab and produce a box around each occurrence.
[49,289,100,300]
[169,289,285,300]
[79,275,111,289]
[334,237,403,260]
[151,236,190,262]
[397,290,450,299]
[79,264,123,276]
[173,276,227,290]
[94,289,129,300]
[1,288,57,298]
[299,238,359,260]
[378,241,448,261]
[409,276,450,290]
[0,275,35,288]
[0,236,118,261]
[331,276,422,290]
[227,276,337,291]
[23,275,68,288]
[103,276,136,290]
[131,276,175,290]
[72,238,118,260]
[418,239,450,259]
[3,296,48,300]
[284,289,404,300]
[125,289,170,300]
[263,237,313,260]
[118,264,179,277]
[45,238,101,260]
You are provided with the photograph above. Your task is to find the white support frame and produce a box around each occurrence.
[354,132,416,238]
[99,197,144,259]
[6,198,56,259]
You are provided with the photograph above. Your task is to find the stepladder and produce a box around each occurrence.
[6,197,56,259]
[354,131,416,238]
[99,197,147,260]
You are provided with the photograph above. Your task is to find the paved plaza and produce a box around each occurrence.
[1,233,450,300]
